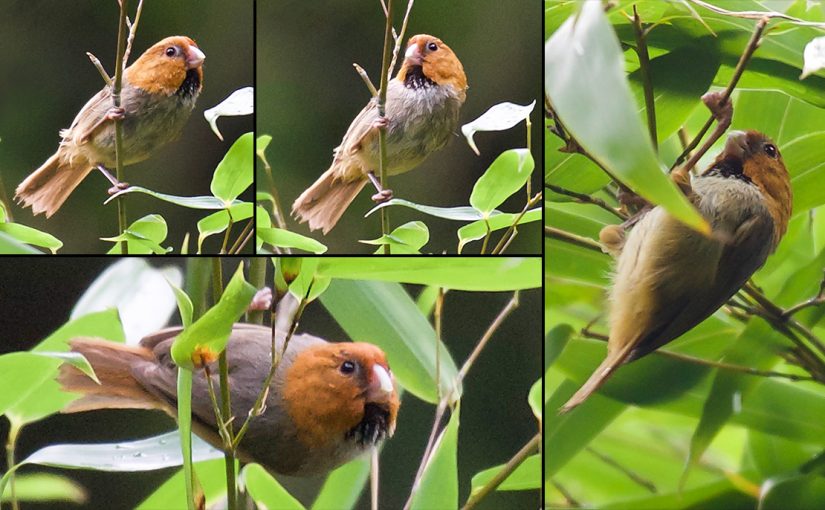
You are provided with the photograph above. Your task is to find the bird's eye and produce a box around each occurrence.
[340,361,356,375]
[165,47,178,57]
[427,41,438,52]
[764,143,778,159]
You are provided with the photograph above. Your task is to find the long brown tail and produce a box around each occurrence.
[559,341,637,413]
[58,338,166,414]
[292,166,366,235]
[15,152,93,217]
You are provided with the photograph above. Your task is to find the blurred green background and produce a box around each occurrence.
[257,0,542,254]
[0,257,542,509]
[0,1,253,253]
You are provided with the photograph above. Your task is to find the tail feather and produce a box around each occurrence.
[292,167,366,234]
[15,153,93,217]
[58,338,166,414]
[559,341,637,413]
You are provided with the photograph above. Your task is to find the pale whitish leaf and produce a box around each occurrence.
[802,37,825,79]
[367,198,491,221]
[21,431,222,471]
[203,87,253,140]
[105,187,241,209]
[71,258,181,345]
[461,101,536,155]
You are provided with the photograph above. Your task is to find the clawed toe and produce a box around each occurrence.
[107,182,130,195]
[371,189,393,203]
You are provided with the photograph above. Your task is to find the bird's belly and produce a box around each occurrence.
[365,84,462,176]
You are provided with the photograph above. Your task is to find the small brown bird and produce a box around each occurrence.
[561,130,792,412]
[16,36,205,217]
[59,323,400,477]
[292,34,468,234]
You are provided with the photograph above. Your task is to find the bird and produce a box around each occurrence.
[561,130,792,412]
[292,34,468,234]
[16,36,205,217]
[58,323,400,477]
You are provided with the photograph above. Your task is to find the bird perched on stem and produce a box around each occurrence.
[59,323,400,477]
[292,34,467,234]
[16,36,205,217]
[561,129,792,413]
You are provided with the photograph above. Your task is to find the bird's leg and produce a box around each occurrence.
[96,164,130,195]
[367,171,393,204]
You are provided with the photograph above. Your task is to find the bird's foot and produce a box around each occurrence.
[372,116,389,130]
[107,182,130,195]
[104,106,126,122]
[371,189,394,203]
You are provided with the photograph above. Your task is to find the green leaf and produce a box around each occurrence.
[361,221,429,254]
[628,42,720,143]
[243,464,305,510]
[320,279,460,404]
[170,262,257,368]
[0,231,41,253]
[177,368,196,510]
[529,378,542,421]
[316,258,541,291]
[1,473,86,504]
[203,87,253,140]
[470,454,540,495]
[104,214,170,254]
[136,459,226,510]
[106,187,242,209]
[196,202,253,253]
[760,474,825,510]
[409,405,460,510]
[545,1,708,234]
[256,135,272,159]
[257,226,328,254]
[0,222,62,253]
[0,353,61,416]
[470,149,535,215]
[311,458,370,510]
[461,101,536,155]
[211,132,253,203]
[458,208,541,253]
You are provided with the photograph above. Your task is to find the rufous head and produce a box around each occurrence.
[282,342,400,450]
[705,130,792,244]
[125,36,205,97]
[397,34,467,100]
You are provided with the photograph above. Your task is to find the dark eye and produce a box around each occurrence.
[764,143,778,158]
[165,47,178,57]
[427,41,438,52]
[340,361,356,374]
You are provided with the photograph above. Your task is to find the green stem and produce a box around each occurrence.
[113,0,129,253]
[210,259,237,510]
[4,422,20,510]
[377,0,395,254]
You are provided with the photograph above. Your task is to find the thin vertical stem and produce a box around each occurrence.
[377,0,395,254]
[112,0,129,253]
[632,5,657,150]
[211,259,236,510]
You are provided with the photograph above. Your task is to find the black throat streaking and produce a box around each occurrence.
[704,157,753,184]
[176,69,201,99]
[346,403,391,446]
[404,65,435,90]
